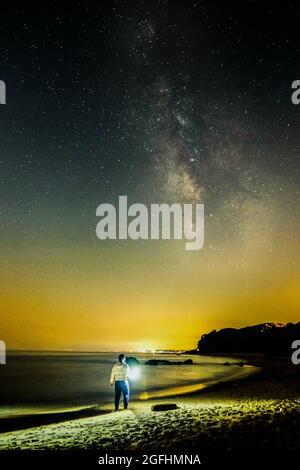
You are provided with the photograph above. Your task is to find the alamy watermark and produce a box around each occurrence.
[291,340,300,365]
[0,80,6,104]
[291,80,300,105]
[0,340,6,364]
[96,196,204,251]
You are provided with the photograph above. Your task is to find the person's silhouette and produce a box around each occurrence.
[110,354,129,411]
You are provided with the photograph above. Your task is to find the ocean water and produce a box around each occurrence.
[0,352,253,418]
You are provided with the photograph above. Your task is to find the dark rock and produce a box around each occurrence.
[145,359,194,366]
[145,359,169,365]
[183,359,193,365]
[151,404,178,412]
[126,356,140,366]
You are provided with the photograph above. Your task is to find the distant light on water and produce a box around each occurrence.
[136,348,157,354]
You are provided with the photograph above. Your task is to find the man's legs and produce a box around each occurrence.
[114,381,122,410]
[121,380,129,409]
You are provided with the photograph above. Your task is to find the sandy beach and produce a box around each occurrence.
[0,355,299,452]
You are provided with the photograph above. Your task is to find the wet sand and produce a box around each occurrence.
[0,355,299,451]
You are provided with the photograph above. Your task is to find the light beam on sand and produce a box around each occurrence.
[139,383,206,400]
[139,365,259,400]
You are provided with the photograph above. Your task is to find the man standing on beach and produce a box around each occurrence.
[110,354,129,411]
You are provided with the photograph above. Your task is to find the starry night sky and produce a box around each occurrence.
[1,1,299,350]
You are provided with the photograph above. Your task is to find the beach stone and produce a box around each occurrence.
[151,404,178,412]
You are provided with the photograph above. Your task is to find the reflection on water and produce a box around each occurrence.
[139,364,256,400]
[139,384,207,400]
[0,352,256,418]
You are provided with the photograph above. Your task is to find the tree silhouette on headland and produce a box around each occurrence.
[196,322,300,354]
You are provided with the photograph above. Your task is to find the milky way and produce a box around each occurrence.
[0,1,299,350]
